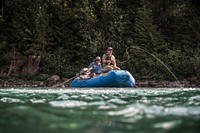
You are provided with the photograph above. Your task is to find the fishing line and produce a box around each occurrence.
[129,46,183,88]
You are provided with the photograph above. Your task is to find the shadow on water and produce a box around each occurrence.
[0,88,200,133]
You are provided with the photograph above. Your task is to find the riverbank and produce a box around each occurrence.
[0,75,199,88]
[136,79,199,88]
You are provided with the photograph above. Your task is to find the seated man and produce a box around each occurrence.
[76,57,102,79]
[102,47,120,73]
[88,56,102,77]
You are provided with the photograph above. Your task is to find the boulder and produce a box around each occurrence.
[45,75,60,86]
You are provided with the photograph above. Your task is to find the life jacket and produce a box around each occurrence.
[103,54,115,67]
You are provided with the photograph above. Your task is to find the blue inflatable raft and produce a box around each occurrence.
[71,70,135,87]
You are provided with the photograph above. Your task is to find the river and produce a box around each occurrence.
[0,88,200,133]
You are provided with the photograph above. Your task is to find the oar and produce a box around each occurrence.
[52,75,77,87]
[52,67,93,87]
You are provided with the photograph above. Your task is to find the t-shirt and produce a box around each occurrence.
[88,62,102,74]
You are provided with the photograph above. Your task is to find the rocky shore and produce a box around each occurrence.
[0,74,199,88]
[136,80,199,88]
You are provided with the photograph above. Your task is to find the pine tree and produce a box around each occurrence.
[134,0,166,53]
[131,0,168,79]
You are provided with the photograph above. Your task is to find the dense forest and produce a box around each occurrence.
[0,0,200,82]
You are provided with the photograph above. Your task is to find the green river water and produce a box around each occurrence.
[0,88,200,133]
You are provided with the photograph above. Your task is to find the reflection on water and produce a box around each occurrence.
[0,88,200,133]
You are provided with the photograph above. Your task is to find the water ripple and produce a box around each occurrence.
[154,120,182,129]
[0,87,200,133]
[164,106,200,116]
[108,106,142,117]
[108,98,127,105]
[0,97,24,103]
[30,98,46,103]
[49,100,87,108]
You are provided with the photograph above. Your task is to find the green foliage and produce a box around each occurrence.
[1,0,199,81]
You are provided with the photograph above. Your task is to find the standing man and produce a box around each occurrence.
[102,47,120,72]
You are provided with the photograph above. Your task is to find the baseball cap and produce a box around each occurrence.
[95,56,101,60]
[107,47,113,50]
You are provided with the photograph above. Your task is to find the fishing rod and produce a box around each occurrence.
[128,45,183,88]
